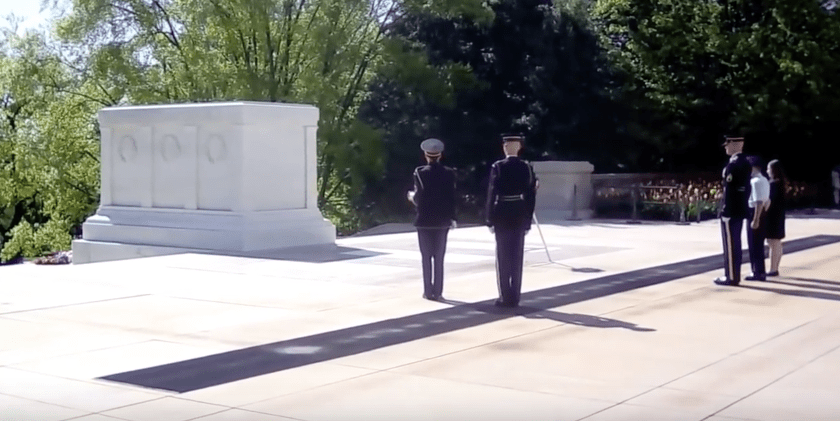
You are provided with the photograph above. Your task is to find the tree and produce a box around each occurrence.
[357,0,626,222]
[593,0,840,179]
[49,0,489,234]
[1,29,102,261]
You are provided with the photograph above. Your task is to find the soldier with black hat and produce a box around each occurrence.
[715,135,752,286]
[485,133,538,307]
[408,138,457,300]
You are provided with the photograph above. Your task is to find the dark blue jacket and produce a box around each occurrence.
[412,162,457,228]
[485,156,538,230]
[721,153,751,218]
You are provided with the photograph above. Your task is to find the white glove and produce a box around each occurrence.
[407,190,416,204]
[451,220,457,229]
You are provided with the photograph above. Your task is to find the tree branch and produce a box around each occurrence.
[44,76,113,107]
[151,0,181,50]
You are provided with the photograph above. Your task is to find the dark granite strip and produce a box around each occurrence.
[99,235,840,393]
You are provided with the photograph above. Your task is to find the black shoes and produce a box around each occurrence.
[714,276,739,286]
[494,298,518,308]
[423,294,442,301]
[745,274,766,281]
[767,271,780,277]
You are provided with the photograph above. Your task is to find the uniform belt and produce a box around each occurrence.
[499,194,525,201]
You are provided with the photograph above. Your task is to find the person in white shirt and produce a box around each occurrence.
[746,156,771,281]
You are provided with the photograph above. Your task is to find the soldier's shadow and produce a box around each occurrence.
[532,261,604,273]
[522,310,656,332]
[438,299,655,332]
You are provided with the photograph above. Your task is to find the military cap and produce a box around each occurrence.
[746,155,764,168]
[420,138,444,155]
[722,135,744,145]
[501,133,525,143]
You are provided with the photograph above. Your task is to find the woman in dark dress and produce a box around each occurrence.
[765,159,786,276]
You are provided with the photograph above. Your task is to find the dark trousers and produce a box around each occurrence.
[494,227,526,305]
[720,216,744,283]
[747,208,766,276]
[417,228,449,297]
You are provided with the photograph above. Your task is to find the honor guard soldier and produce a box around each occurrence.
[408,138,457,300]
[485,133,538,307]
[715,135,751,286]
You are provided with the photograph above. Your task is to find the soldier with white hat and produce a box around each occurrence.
[408,138,457,300]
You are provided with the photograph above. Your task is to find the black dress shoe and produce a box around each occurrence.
[767,271,779,277]
[494,298,513,307]
[714,277,739,286]
[494,298,518,308]
[745,274,766,281]
[423,294,435,300]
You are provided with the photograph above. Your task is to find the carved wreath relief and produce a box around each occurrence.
[160,135,182,162]
[205,134,227,164]
[118,135,138,163]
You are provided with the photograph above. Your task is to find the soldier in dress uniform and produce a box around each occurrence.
[408,138,457,300]
[485,133,538,307]
[714,135,752,286]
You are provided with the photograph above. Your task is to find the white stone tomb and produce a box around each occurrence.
[72,102,336,264]
[532,161,595,220]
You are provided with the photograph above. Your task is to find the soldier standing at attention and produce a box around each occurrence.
[408,138,457,301]
[715,135,752,286]
[485,134,538,307]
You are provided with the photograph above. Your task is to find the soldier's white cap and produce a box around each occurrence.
[501,133,525,143]
[722,135,744,145]
[420,138,444,156]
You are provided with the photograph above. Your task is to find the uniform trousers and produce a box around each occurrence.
[417,228,449,297]
[746,208,766,277]
[494,227,526,305]
[720,216,744,283]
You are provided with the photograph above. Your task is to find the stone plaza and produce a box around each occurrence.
[2,212,840,420]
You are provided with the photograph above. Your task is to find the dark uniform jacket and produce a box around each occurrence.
[485,156,538,230]
[721,153,751,218]
[412,162,457,228]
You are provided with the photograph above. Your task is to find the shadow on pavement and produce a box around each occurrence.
[234,244,389,263]
[99,234,840,394]
[436,299,654,332]
[523,311,656,332]
[740,284,840,302]
[764,278,840,294]
[532,261,605,273]
[786,277,840,288]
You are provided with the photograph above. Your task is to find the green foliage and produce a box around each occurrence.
[2,0,493,255]
[1,220,37,261]
[357,0,627,224]
[3,0,836,249]
[1,27,102,261]
[593,0,840,177]
[0,218,73,262]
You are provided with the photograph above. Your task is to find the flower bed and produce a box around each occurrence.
[593,173,818,221]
